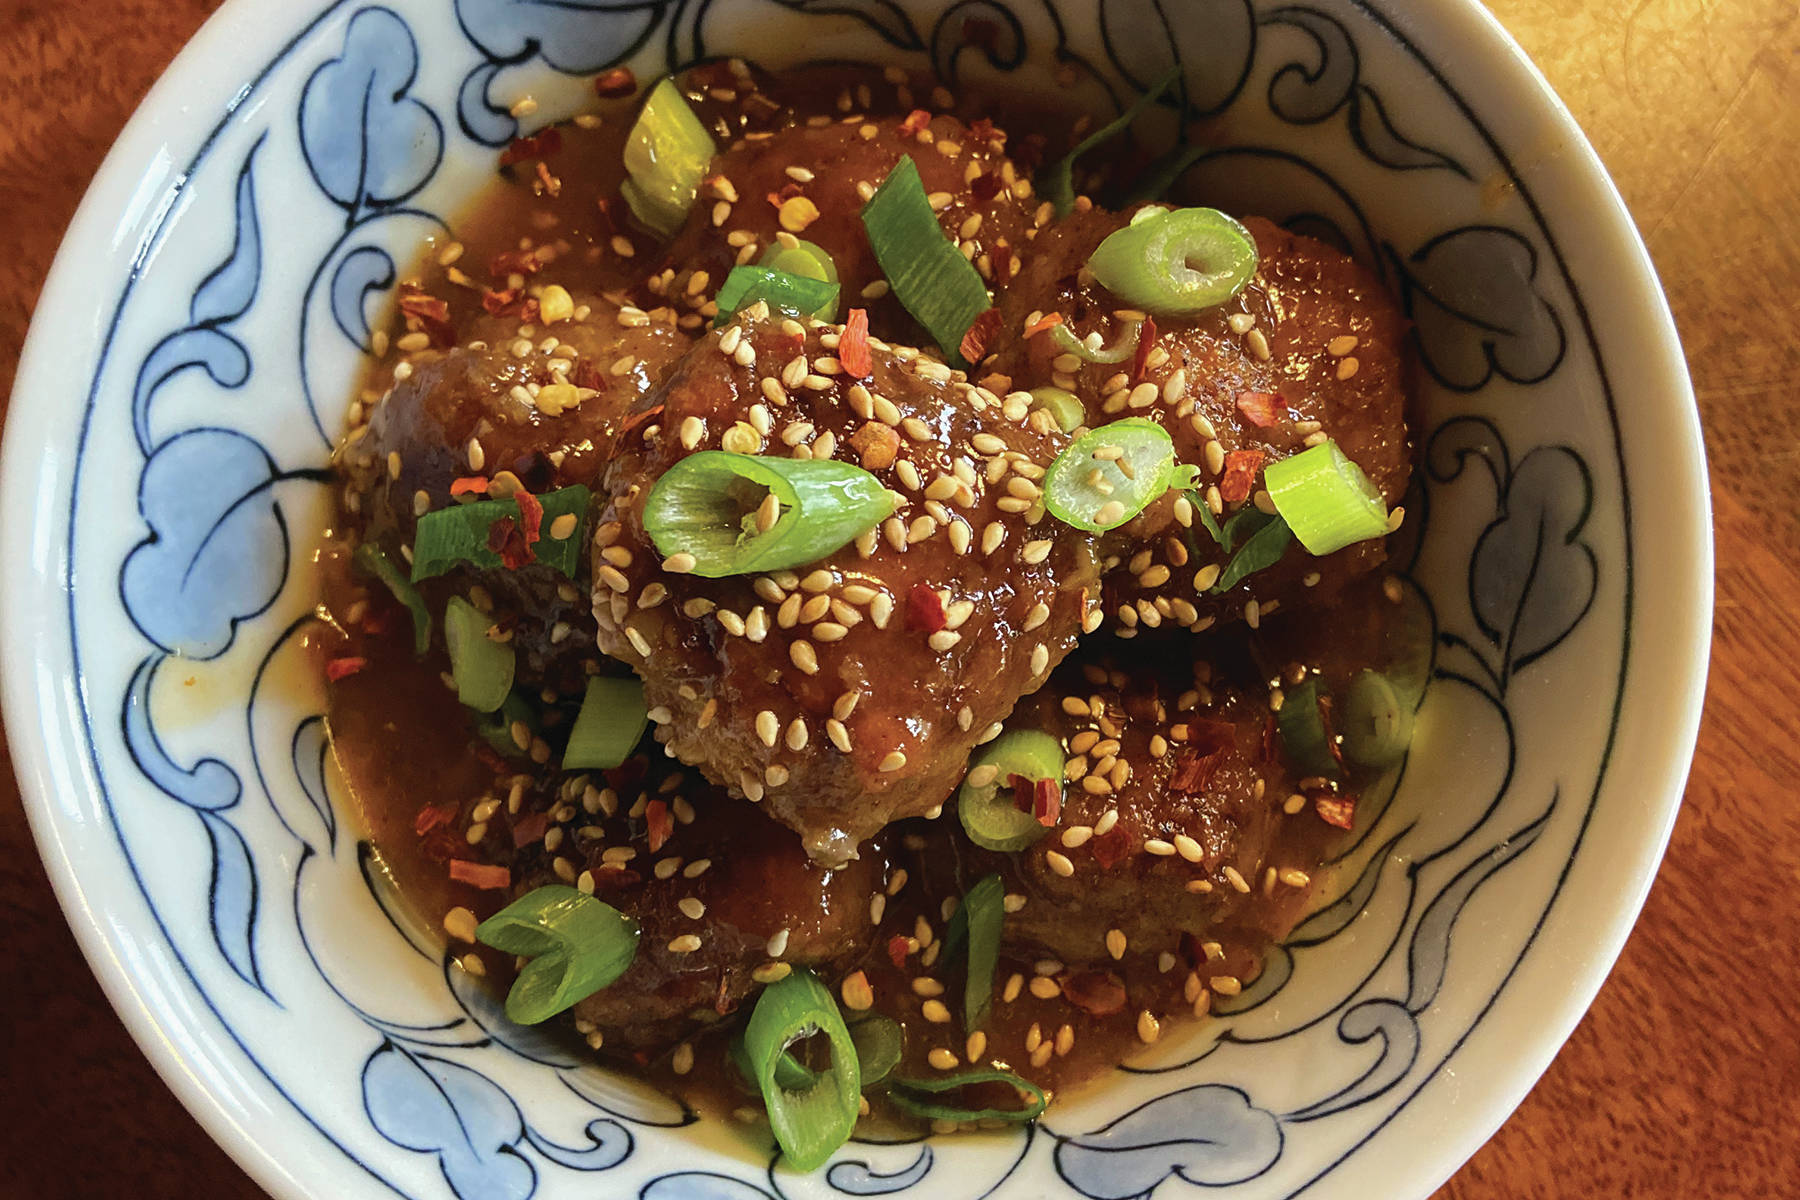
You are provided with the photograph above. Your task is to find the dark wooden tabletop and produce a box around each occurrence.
[2,1,1794,1195]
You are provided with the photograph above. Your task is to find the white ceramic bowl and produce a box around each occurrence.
[4,1,1709,1196]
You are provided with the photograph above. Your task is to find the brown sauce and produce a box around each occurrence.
[313,63,1423,1134]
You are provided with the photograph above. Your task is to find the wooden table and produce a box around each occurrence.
[1,1,1792,1195]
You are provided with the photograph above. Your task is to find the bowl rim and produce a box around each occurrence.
[2,0,1711,1196]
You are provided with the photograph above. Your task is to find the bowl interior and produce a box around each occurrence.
[4,0,1707,1197]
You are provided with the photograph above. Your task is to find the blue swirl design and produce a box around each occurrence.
[85,1,1624,1197]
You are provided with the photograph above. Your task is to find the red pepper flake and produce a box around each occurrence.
[450,475,490,496]
[1090,825,1132,869]
[514,487,544,550]
[487,516,533,569]
[1032,776,1061,827]
[1170,720,1235,792]
[480,286,522,315]
[397,284,456,349]
[1314,793,1357,830]
[572,361,607,392]
[990,241,1016,283]
[839,308,872,378]
[510,812,550,849]
[1130,315,1158,384]
[488,247,542,280]
[645,799,673,853]
[969,171,1002,203]
[1009,773,1035,813]
[619,403,665,442]
[898,108,933,137]
[1059,970,1127,1016]
[906,584,947,632]
[967,115,1005,147]
[414,803,457,836]
[449,859,512,891]
[1023,312,1063,339]
[959,307,1002,364]
[498,126,563,168]
[589,865,643,891]
[765,182,804,209]
[325,656,367,682]
[593,66,637,98]
[887,934,912,970]
[1218,449,1265,504]
[1235,391,1284,428]
[779,330,806,357]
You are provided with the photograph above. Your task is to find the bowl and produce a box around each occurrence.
[2,0,1709,1195]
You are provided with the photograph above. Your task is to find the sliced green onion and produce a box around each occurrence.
[444,595,515,712]
[1211,511,1293,592]
[642,451,893,577]
[621,78,715,237]
[956,730,1064,852]
[712,266,840,329]
[1048,320,1140,364]
[1039,67,1179,218]
[759,239,840,321]
[1193,493,1227,548]
[353,542,430,655]
[731,1013,905,1093]
[1043,418,1176,533]
[1086,207,1259,314]
[887,1070,1047,1123]
[564,676,648,770]
[743,969,861,1171]
[411,484,591,582]
[475,885,640,1024]
[1028,386,1085,433]
[939,874,1004,1032]
[861,156,991,367]
[472,691,536,760]
[1263,439,1389,555]
[1276,676,1340,779]
[1341,670,1413,768]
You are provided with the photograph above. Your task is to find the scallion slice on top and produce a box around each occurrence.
[563,676,648,770]
[956,731,1064,852]
[641,451,893,577]
[860,156,992,367]
[940,873,1004,1031]
[1210,510,1293,592]
[1275,675,1340,779]
[887,1069,1048,1123]
[621,78,715,237]
[443,595,515,712]
[1038,67,1180,218]
[1341,669,1413,768]
[712,265,840,329]
[759,239,840,322]
[742,969,861,1171]
[1047,319,1141,365]
[1263,439,1388,555]
[474,886,640,1025]
[410,484,591,582]
[1086,207,1259,314]
[353,542,430,655]
[1042,418,1176,532]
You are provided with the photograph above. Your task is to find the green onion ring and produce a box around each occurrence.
[1042,418,1177,533]
[1086,207,1260,314]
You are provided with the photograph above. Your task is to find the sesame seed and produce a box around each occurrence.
[1094,500,1126,525]
[766,928,791,957]
[1136,1010,1162,1044]
[1028,975,1062,999]
[1211,975,1243,996]
[966,1031,988,1062]
[1223,865,1251,893]
[667,934,702,953]
[1045,850,1075,877]
[878,750,908,773]
[921,999,952,1023]
[790,640,820,674]
[928,1048,959,1071]
[443,906,478,943]
[841,970,874,1010]
[1174,834,1205,862]
[826,719,853,752]
[1105,928,1127,960]
[1144,838,1176,856]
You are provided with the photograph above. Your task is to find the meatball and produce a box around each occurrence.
[990,210,1411,633]
[652,110,1037,354]
[914,642,1313,988]
[593,313,1102,864]
[338,292,692,691]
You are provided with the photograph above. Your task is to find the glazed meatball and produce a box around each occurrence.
[652,108,1036,354]
[593,313,1102,865]
[338,293,692,691]
[991,210,1411,633]
[913,641,1312,993]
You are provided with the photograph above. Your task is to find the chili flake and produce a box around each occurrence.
[1218,449,1265,504]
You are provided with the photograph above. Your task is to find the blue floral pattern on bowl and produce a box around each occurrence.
[27,0,1670,1195]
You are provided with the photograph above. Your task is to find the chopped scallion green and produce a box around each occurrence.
[743,969,861,1171]
[860,156,991,367]
[759,239,840,321]
[621,78,716,237]
[1048,319,1140,365]
[887,1070,1047,1123]
[1263,439,1389,555]
[410,485,590,582]
[956,731,1064,852]
[1276,676,1340,779]
[353,542,430,654]
[1210,510,1293,592]
[1341,670,1413,768]
[1039,67,1180,218]
[1086,207,1259,314]
[475,886,640,1024]
[563,676,648,770]
[443,595,515,712]
[712,265,840,329]
[1043,418,1176,533]
[642,451,892,577]
[940,874,1004,1031]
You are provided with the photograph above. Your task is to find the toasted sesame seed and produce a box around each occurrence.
[1136,1010,1162,1044]
[879,750,908,773]
[766,928,791,957]
[922,998,952,1023]
[1144,838,1177,856]
[928,1047,959,1071]
[1105,928,1127,960]
[1223,865,1251,893]
[790,640,820,674]
[841,970,874,1010]
[1028,975,1062,999]
[1045,850,1075,877]
[443,906,478,943]
[668,934,702,953]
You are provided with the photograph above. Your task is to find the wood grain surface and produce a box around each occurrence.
[0,1,1792,1195]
